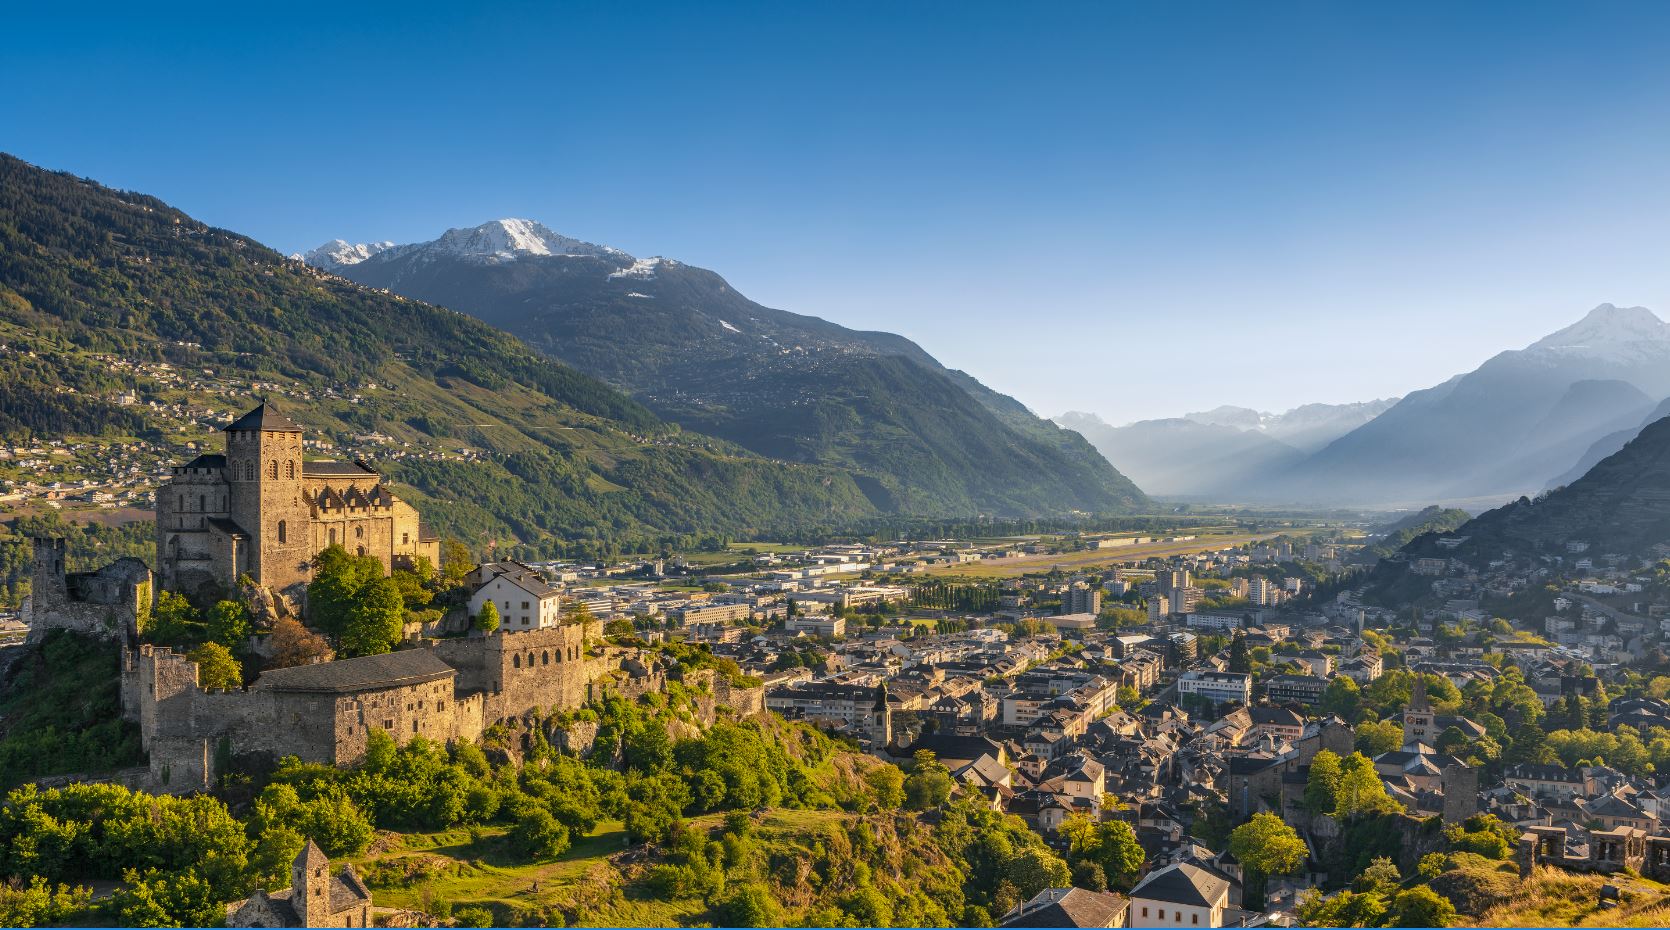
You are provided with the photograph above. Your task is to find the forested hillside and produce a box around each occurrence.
[0,154,880,558]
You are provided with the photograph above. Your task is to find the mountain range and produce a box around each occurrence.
[0,154,890,556]
[301,220,1145,516]
[1064,304,1670,508]
[1382,409,1670,578]
[1054,400,1396,498]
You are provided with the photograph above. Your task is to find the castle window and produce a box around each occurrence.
[542,651,549,665]
[285,461,295,479]
[513,655,521,668]
[269,460,278,479]
[198,494,206,511]
[245,461,255,481]
[329,528,338,545]
[277,520,287,543]
[356,546,365,557]
[355,526,364,539]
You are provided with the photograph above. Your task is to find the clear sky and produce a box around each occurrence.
[9,2,1670,424]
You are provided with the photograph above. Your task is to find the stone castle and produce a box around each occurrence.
[21,398,764,794]
[156,401,437,603]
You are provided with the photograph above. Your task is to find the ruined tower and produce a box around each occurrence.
[224,401,312,596]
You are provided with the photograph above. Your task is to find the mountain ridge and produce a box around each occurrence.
[306,220,1147,516]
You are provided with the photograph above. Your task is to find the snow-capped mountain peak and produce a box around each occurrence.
[1526,303,1670,361]
[293,239,395,271]
[298,219,631,272]
[426,218,627,264]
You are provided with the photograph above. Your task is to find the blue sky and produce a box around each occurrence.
[9,2,1670,423]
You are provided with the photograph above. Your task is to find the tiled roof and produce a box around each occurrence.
[1131,862,1231,908]
[225,401,303,433]
[303,460,379,477]
[253,649,454,694]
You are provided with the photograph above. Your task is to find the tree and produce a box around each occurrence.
[187,642,243,690]
[903,750,955,810]
[439,538,474,587]
[1304,749,1343,815]
[509,806,571,860]
[1387,885,1456,927]
[205,599,251,650]
[1335,752,1402,818]
[267,617,333,669]
[1296,888,1388,928]
[1321,676,1363,722]
[0,877,92,928]
[340,576,404,657]
[1353,856,1401,897]
[1078,820,1144,890]
[453,905,494,928]
[109,869,223,928]
[1228,632,1250,674]
[145,590,204,645]
[476,600,501,634]
[718,882,778,927]
[864,764,905,810]
[1229,812,1307,878]
[1355,719,1403,757]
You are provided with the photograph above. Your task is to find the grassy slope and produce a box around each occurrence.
[1445,864,1670,928]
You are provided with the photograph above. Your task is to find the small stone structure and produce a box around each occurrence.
[227,839,372,928]
[1517,824,1650,877]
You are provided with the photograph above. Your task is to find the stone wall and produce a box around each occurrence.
[125,623,607,793]
[27,539,150,644]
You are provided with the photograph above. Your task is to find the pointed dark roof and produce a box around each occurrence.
[225,400,303,433]
[1411,673,1431,713]
[295,838,329,870]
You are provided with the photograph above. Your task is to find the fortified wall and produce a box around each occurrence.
[125,623,600,792]
[26,538,151,644]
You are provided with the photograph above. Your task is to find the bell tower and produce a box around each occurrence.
[224,400,311,595]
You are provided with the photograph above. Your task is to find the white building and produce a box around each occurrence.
[1176,670,1252,707]
[467,561,563,630]
[1128,862,1232,928]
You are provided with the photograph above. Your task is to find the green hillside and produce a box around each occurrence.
[0,154,877,558]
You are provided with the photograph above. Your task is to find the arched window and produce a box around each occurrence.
[268,460,278,479]
[542,651,549,665]
[354,525,364,539]
[356,546,365,557]
[328,528,337,545]
[513,654,521,669]
[244,461,255,481]
[277,520,287,544]
[285,461,295,479]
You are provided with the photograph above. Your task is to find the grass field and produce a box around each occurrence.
[919,531,1302,578]
[349,808,861,927]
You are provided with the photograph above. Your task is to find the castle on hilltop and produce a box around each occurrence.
[156,401,438,601]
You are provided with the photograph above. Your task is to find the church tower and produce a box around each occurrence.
[1403,673,1436,749]
[292,839,331,926]
[224,401,312,595]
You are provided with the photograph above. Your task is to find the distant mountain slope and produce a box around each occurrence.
[308,221,1146,516]
[1054,411,1305,498]
[1053,399,1394,498]
[0,154,878,556]
[1256,304,1670,506]
[1392,413,1670,564]
[1547,395,1670,489]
